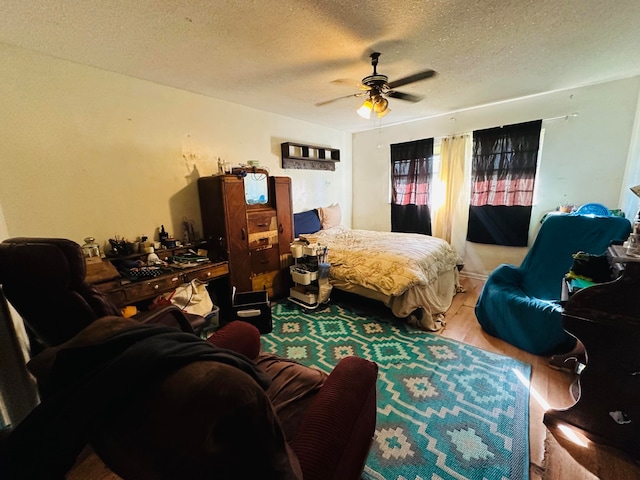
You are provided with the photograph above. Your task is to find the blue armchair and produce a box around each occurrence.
[475,214,631,356]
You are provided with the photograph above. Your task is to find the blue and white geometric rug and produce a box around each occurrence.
[262,302,531,480]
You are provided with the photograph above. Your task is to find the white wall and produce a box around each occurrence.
[0,43,351,250]
[352,77,640,277]
[619,89,640,217]
[2,41,640,279]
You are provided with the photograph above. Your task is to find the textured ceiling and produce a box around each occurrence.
[2,0,640,132]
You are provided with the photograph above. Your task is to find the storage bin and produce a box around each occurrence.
[289,285,318,306]
[303,245,322,256]
[232,289,272,334]
[200,305,220,339]
[290,266,318,285]
[291,243,304,258]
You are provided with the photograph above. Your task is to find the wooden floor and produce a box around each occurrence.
[447,276,640,480]
[69,276,640,479]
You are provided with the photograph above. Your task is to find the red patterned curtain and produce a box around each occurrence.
[391,139,433,206]
[467,120,542,246]
[470,120,542,207]
[391,138,433,235]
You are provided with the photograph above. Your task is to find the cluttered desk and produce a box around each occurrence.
[87,243,229,310]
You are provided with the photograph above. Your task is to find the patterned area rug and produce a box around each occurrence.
[262,302,531,480]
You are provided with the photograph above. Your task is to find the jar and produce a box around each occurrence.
[627,233,640,257]
[82,237,100,258]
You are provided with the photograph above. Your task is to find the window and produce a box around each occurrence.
[467,120,542,246]
[390,138,434,235]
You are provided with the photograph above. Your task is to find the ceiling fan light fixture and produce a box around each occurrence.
[373,96,388,113]
[321,52,435,120]
[377,106,391,118]
[357,99,373,119]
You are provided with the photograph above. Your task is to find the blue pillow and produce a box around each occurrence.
[294,209,321,238]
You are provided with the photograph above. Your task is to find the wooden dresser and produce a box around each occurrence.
[197,171,293,299]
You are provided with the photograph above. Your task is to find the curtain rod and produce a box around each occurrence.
[543,112,579,122]
[439,112,580,138]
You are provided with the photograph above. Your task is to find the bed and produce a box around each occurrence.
[293,205,462,331]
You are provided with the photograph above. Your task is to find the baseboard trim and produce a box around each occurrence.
[459,272,489,281]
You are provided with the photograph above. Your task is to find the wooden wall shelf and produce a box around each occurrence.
[281,142,340,171]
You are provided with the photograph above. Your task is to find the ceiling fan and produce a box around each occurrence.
[315,52,436,119]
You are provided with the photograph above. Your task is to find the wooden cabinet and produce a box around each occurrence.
[544,245,640,461]
[198,172,293,299]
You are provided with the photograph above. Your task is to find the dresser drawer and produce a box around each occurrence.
[124,274,182,303]
[106,289,127,307]
[250,247,279,274]
[93,280,126,307]
[93,279,122,293]
[183,262,230,283]
[249,231,278,249]
[252,270,278,298]
[247,211,277,233]
[247,211,278,249]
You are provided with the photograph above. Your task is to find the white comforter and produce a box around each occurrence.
[313,226,459,297]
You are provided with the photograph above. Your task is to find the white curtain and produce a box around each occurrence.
[432,134,472,260]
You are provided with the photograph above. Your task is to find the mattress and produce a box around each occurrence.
[312,226,461,330]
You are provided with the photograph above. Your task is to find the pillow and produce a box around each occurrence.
[294,209,321,238]
[318,203,341,229]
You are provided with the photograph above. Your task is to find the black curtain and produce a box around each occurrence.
[471,120,542,190]
[467,120,541,246]
[467,205,532,246]
[391,138,433,235]
[391,204,432,235]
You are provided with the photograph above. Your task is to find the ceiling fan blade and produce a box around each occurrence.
[387,91,423,103]
[387,69,436,89]
[315,92,366,107]
[330,78,371,90]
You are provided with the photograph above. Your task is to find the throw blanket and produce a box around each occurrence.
[0,324,271,479]
[315,226,460,296]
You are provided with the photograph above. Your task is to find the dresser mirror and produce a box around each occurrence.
[244,169,269,206]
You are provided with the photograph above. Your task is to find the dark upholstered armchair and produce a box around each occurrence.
[0,237,122,348]
[0,237,203,353]
[0,237,378,480]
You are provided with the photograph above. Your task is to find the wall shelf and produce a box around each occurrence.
[281,142,340,171]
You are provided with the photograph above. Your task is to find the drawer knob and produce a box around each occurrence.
[206,272,211,277]
[154,284,159,290]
